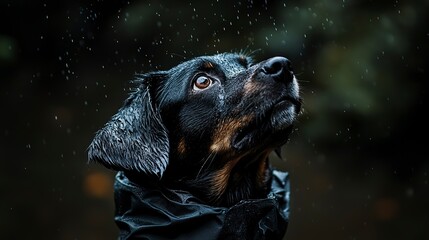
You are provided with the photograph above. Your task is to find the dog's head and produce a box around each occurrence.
[89,53,301,206]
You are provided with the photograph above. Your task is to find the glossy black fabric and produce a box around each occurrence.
[114,170,290,240]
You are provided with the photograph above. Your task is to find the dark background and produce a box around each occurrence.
[1,0,428,239]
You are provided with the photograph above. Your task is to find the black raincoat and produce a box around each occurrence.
[114,170,290,240]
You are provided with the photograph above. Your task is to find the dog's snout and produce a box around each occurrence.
[261,57,293,83]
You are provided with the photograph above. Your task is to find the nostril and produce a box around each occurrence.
[263,59,283,75]
[261,56,293,82]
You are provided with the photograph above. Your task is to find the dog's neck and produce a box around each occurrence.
[164,151,273,207]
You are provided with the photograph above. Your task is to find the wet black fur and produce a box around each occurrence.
[88,52,300,207]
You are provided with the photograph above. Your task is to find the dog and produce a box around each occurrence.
[88,53,301,239]
[88,52,301,208]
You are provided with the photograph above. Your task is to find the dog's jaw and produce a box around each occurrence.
[231,97,301,153]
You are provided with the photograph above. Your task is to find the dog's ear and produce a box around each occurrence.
[88,73,169,178]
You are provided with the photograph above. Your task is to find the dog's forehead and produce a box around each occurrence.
[169,53,248,78]
[208,53,247,77]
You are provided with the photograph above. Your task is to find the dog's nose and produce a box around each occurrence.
[261,57,293,83]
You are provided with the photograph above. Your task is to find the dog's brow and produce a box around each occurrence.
[196,60,223,76]
[203,61,215,69]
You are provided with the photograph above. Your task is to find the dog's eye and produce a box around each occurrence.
[193,76,213,90]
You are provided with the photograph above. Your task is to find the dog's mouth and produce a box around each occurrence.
[232,96,301,152]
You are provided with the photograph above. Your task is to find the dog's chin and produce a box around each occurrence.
[232,98,300,152]
[270,100,298,131]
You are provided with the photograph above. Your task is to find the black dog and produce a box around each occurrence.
[88,52,301,238]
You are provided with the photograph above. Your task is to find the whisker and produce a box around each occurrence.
[196,151,216,179]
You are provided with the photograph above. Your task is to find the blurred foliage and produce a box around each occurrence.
[0,36,16,62]
[0,0,428,239]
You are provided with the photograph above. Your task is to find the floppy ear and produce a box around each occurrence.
[88,73,169,178]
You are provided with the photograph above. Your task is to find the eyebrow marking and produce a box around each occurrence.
[204,61,215,69]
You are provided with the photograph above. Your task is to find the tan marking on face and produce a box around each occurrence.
[204,61,214,69]
[177,137,186,155]
[243,80,261,95]
[210,115,253,152]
